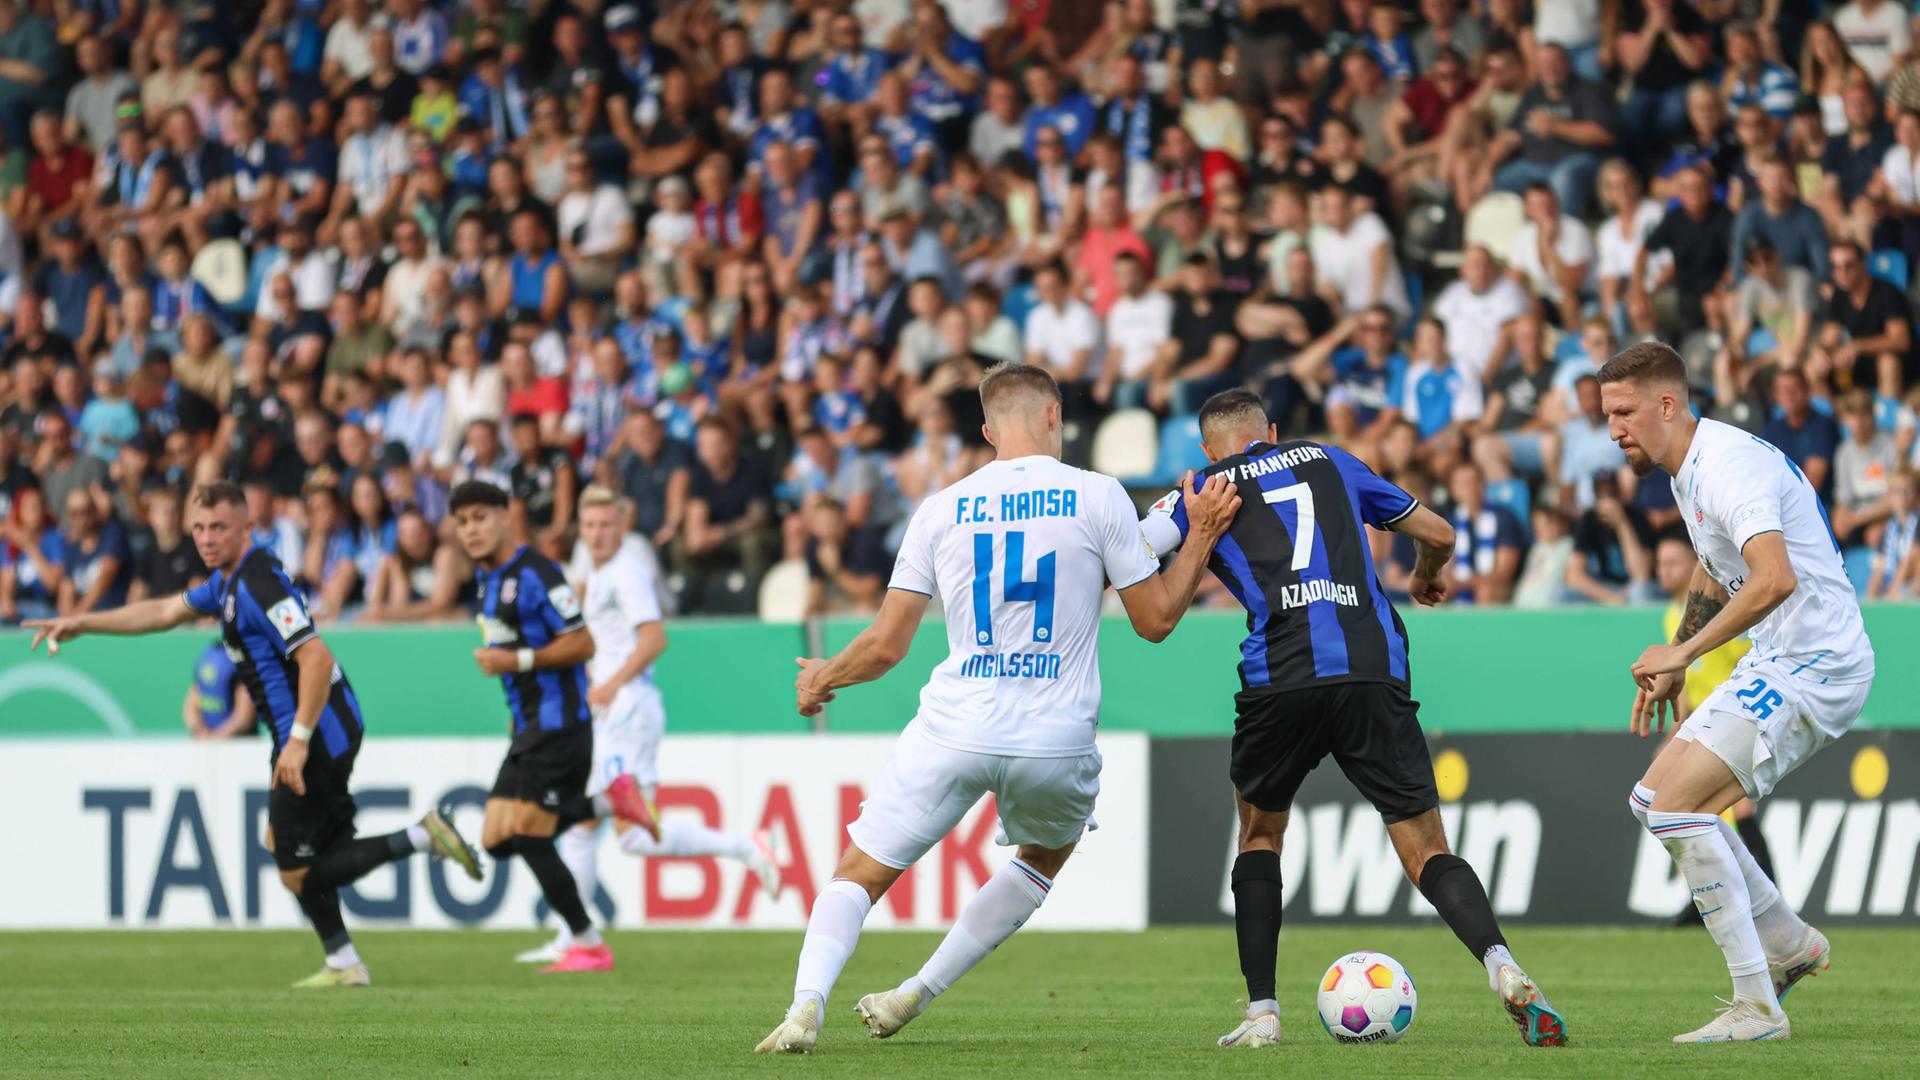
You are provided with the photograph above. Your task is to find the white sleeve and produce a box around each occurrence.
[1098,477,1160,591]
[888,500,940,596]
[1139,486,1185,559]
[1715,451,1786,552]
[617,553,663,627]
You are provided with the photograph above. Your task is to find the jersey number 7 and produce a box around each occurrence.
[1263,483,1316,572]
[971,531,1056,647]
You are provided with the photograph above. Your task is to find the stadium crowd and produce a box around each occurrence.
[2,0,1920,628]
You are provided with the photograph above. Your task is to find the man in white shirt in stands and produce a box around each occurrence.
[1433,244,1530,384]
[1310,185,1410,324]
[1024,260,1101,396]
[1095,252,1174,410]
[520,486,781,964]
[1507,183,1594,330]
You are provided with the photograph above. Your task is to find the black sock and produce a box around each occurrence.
[296,888,351,955]
[1230,850,1283,1004]
[515,834,593,936]
[302,831,415,893]
[1735,815,1777,881]
[1418,853,1506,962]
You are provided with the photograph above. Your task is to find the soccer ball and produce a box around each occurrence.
[1316,951,1417,1043]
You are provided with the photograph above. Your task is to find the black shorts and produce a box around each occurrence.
[268,732,361,872]
[1231,681,1438,824]
[490,726,594,827]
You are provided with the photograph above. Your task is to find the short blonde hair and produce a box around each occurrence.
[579,485,619,511]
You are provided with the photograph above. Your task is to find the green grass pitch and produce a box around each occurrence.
[2,926,1914,1078]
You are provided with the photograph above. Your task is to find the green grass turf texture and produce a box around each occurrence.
[1,926,1913,1078]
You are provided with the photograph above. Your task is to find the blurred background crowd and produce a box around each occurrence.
[3,0,1920,640]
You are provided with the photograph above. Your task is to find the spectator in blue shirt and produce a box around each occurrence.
[1402,317,1483,443]
[33,219,107,354]
[1761,367,1840,504]
[1290,307,1406,445]
[899,3,984,129]
[56,487,129,614]
[872,72,940,178]
[1021,64,1094,161]
[748,67,830,187]
[816,11,891,122]
[77,360,138,461]
[0,485,64,624]
[1730,157,1829,282]
[1721,21,1799,120]
[1448,460,1526,605]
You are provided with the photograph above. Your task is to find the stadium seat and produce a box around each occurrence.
[757,559,811,622]
[1870,249,1909,289]
[1151,414,1209,487]
[1463,192,1526,260]
[191,239,249,306]
[1091,409,1160,484]
[702,569,760,616]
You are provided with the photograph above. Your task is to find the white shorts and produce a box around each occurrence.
[1678,655,1871,799]
[588,682,666,797]
[846,721,1103,871]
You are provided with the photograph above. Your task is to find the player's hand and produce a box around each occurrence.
[474,648,518,676]
[1182,470,1241,542]
[587,682,619,709]
[795,656,836,717]
[1630,669,1685,738]
[1631,642,1691,684]
[23,617,84,654]
[274,739,309,796]
[1407,569,1450,607]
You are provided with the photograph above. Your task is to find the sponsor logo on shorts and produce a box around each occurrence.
[544,789,560,807]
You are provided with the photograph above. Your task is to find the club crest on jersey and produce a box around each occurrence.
[500,577,518,605]
[267,597,310,641]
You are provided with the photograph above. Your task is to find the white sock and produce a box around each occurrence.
[325,942,361,970]
[1717,818,1807,957]
[913,858,1051,999]
[1247,998,1278,1019]
[792,877,873,1013]
[405,823,432,853]
[557,824,600,917]
[1627,784,1655,829]
[617,819,756,860]
[1647,810,1781,1014]
[573,924,603,949]
[591,791,615,818]
[1482,944,1517,992]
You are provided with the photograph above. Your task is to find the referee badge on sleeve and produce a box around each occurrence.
[267,597,311,641]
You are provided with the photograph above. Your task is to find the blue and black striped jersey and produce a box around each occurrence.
[474,545,591,744]
[1142,440,1418,694]
[184,548,364,755]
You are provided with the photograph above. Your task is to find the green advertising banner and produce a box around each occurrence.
[3,607,1917,738]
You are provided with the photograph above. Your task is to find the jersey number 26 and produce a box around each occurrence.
[971,531,1055,647]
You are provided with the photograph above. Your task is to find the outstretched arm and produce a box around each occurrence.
[794,587,932,716]
[1395,504,1455,606]
[1117,472,1241,642]
[25,593,202,651]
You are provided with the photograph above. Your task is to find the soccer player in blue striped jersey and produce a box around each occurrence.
[25,481,482,987]
[1140,391,1566,1049]
[448,480,654,975]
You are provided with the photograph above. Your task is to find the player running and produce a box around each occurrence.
[1601,342,1866,1043]
[755,363,1240,1054]
[24,481,482,987]
[1139,390,1566,1050]
[448,480,654,975]
[515,486,783,965]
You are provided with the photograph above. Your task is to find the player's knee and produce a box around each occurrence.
[1014,844,1072,880]
[483,837,515,860]
[1627,784,1654,826]
[278,868,308,896]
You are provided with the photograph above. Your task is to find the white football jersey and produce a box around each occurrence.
[583,543,665,688]
[1673,418,1875,695]
[888,454,1159,758]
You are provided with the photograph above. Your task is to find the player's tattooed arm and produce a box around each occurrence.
[1670,567,1729,645]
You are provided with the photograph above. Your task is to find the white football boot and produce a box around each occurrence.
[515,934,569,965]
[1672,998,1790,1043]
[1218,1009,1281,1047]
[755,998,823,1054]
[1770,925,1831,1002]
[855,985,928,1038]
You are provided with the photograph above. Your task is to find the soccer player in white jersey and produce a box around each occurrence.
[755,363,1242,1053]
[1600,342,1873,1043]
[517,486,781,964]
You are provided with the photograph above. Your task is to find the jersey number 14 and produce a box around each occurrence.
[971,531,1056,647]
